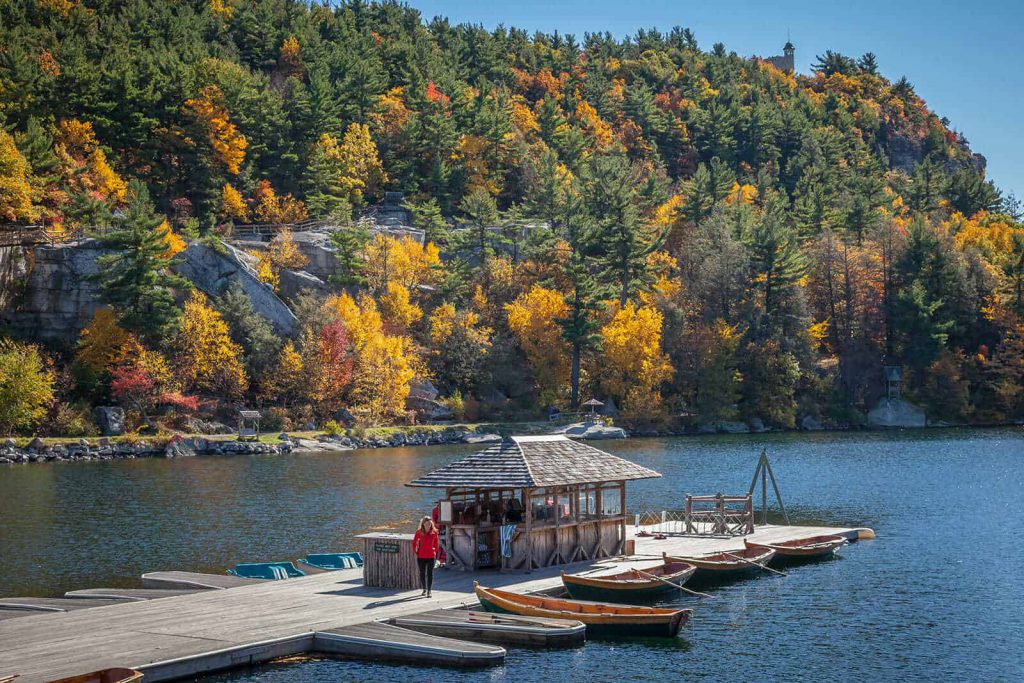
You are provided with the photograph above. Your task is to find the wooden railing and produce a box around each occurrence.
[634,493,754,537]
[0,224,113,247]
[684,494,754,536]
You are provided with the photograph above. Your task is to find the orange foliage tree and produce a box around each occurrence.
[182,84,248,175]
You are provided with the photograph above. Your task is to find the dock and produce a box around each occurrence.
[0,524,871,682]
[64,589,204,602]
[315,622,506,666]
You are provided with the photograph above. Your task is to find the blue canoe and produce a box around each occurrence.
[228,561,306,580]
[298,552,364,571]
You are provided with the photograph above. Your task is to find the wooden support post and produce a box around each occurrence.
[524,487,534,571]
[619,482,627,554]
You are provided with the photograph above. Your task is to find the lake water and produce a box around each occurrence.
[2,429,1023,680]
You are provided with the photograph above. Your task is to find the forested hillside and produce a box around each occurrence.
[2,0,1023,435]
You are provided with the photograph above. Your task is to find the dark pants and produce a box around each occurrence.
[417,557,434,592]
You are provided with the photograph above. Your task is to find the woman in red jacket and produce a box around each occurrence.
[412,516,440,597]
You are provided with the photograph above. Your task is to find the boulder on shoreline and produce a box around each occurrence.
[549,422,628,439]
[867,398,926,428]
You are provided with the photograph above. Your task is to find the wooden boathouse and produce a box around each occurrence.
[406,435,660,572]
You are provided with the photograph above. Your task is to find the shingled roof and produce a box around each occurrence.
[406,435,661,489]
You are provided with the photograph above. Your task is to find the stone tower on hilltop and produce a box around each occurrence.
[766,40,795,73]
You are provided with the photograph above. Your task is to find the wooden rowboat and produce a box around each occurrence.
[744,535,847,560]
[474,583,690,638]
[48,668,142,683]
[561,561,696,603]
[664,547,776,583]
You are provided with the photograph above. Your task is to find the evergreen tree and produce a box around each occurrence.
[214,284,283,378]
[93,181,190,342]
[681,158,735,226]
[403,196,451,248]
[329,222,372,287]
[584,154,667,306]
[745,193,806,328]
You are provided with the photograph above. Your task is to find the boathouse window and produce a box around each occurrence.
[601,483,623,516]
[578,484,598,519]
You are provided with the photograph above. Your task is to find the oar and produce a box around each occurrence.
[634,569,714,599]
[722,551,788,577]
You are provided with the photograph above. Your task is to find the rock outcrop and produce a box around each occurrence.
[1,240,106,343]
[549,421,628,439]
[172,241,297,335]
[93,407,126,436]
[867,398,927,428]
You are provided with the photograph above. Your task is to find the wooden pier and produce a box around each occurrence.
[0,524,872,682]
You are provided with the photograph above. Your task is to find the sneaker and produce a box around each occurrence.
[426,591,432,597]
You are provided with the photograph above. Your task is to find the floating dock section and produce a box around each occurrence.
[64,589,203,601]
[140,571,266,590]
[315,622,507,667]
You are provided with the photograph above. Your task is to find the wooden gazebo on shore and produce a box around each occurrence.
[406,435,660,572]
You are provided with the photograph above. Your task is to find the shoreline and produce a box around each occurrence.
[1,420,1020,466]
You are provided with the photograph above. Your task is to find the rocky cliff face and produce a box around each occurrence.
[0,240,106,344]
[0,239,298,345]
[172,242,298,335]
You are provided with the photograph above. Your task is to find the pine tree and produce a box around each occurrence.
[93,181,190,342]
[329,222,372,287]
[584,154,667,307]
[403,196,450,248]
[745,193,806,328]
[680,159,735,227]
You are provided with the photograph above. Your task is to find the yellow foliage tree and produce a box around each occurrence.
[326,292,419,422]
[338,123,387,205]
[250,249,279,290]
[268,228,309,270]
[599,303,673,413]
[220,183,249,222]
[74,309,135,373]
[174,291,248,396]
[53,119,127,204]
[210,0,233,19]
[183,84,248,174]
[574,100,614,150]
[161,220,187,257]
[363,234,441,292]
[353,332,417,424]
[371,87,411,137]
[505,285,571,400]
[0,130,39,222]
[379,281,423,329]
[262,340,304,405]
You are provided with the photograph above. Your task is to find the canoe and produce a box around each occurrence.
[664,547,775,583]
[474,583,690,638]
[745,535,847,560]
[298,552,364,571]
[561,561,696,603]
[48,668,142,683]
[227,561,305,579]
[391,609,586,647]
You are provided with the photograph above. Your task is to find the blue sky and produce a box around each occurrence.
[409,0,1024,201]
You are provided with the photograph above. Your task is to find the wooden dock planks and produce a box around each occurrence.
[0,524,871,682]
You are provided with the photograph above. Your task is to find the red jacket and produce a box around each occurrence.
[413,529,439,559]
